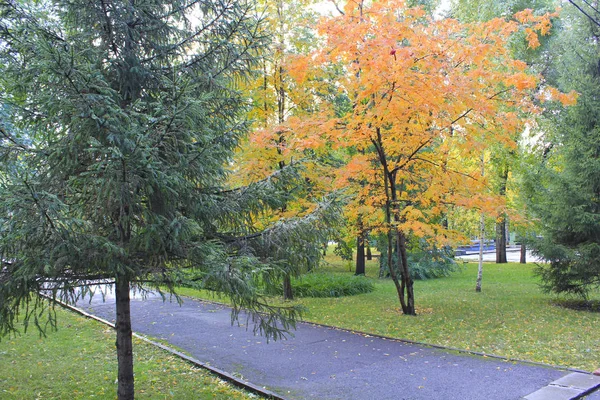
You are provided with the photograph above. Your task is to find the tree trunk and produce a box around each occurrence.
[374,127,415,315]
[476,155,485,292]
[366,242,372,261]
[495,216,507,263]
[496,164,509,264]
[520,243,527,264]
[476,212,484,293]
[355,234,366,275]
[387,227,405,309]
[398,230,416,315]
[283,274,293,300]
[115,275,134,400]
[275,25,292,300]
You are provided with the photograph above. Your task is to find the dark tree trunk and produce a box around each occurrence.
[520,243,527,264]
[115,275,134,400]
[355,234,366,275]
[275,41,293,300]
[283,274,293,300]
[495,217,507,264]
[496,164,509,264]
[398,230,416,315]
[373,126,415,315]
[366,242,372,261]
[386,228,405,307]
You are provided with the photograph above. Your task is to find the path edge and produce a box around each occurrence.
[185,295,592,375]
[305,320,591,374]
[49,297,287,400]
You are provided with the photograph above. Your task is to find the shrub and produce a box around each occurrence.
[267,272,375,298]
[333,240,354,261]
[378,237,460,280]
[407,245,458,280]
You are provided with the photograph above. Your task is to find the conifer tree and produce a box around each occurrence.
[527,4,600,297]
[0,1,338,398]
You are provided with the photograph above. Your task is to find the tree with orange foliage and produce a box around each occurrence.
[293,0,574,315]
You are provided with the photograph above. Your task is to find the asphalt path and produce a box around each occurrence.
[457,248,541,263]
[72,288,599,400]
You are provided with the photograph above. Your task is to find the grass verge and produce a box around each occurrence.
[0,306,260,399]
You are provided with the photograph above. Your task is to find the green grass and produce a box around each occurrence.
[182,253,600,372]
[0,307,259,400]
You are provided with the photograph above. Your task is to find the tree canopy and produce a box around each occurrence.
[1,0,596,397]
[0,0,338,398]
[284,0,572,314]
[525,2,600,297]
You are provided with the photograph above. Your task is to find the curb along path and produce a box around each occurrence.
[73,289,600,400]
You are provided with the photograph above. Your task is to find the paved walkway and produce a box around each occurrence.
[73,289,600,400]
[456,248,541,263]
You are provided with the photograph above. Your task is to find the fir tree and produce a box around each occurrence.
[527,5,600,297]
[0,1,338,398]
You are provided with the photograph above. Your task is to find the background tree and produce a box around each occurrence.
[450,0,558,264]
[230,0,347,299]
[0,1,338,398]
[525,2,600,297]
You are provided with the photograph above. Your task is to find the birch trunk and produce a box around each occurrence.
[476,213,485,292]
[476,155,485,293]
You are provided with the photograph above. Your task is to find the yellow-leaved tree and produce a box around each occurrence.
[230,0,346,299]
[289,0,575,315]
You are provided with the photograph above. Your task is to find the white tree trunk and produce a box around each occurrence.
[476,212,484,292]
[476,154,485,292]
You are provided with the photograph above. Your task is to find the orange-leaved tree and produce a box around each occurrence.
[293,0,575,315]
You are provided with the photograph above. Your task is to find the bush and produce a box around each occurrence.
[266,273,375,298]
[378,237,459,280]
[408,243,459,280]
[333,240,354,261]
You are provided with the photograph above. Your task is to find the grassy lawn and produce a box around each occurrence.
[180,254,600,372]
[0,307,259,400]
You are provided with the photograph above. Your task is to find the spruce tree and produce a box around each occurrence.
[0,1,337,398]
[526,5,600,298]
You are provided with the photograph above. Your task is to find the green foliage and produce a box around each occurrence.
[0,0,341,342]
[525,6,600,298]
[407,243,460,280]
[451,0,554,22]
[333,240,354,261]
[407,0,441,15]
[266,272,374,298]
[378,237,459,280]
